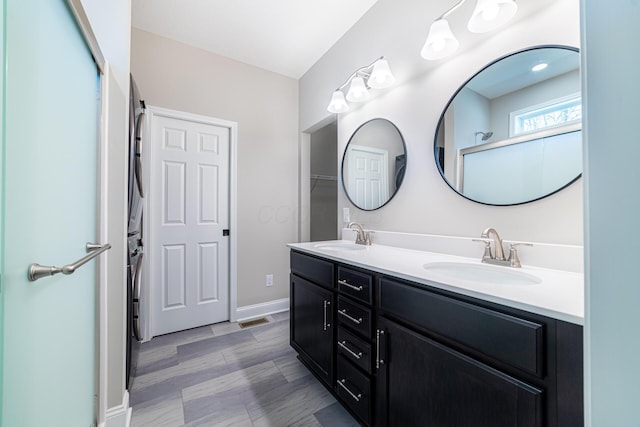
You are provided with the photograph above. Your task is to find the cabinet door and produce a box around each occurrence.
[290,274,335,385]
[376,317,543,427]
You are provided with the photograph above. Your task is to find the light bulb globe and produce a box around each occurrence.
[327,90,349,114]
[468,0,518,33]
[421,19,459,60]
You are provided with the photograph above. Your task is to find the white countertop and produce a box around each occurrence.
[288,240,584,325]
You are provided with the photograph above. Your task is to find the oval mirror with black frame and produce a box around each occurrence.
[434,45,582,206]
[342,118,407,211]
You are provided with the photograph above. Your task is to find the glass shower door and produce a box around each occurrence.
[1,0,100,425]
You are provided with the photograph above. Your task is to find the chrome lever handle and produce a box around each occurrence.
[337,379,362,402]
[472,238,493,259]
[28,243,111,282]
[323,300,331,331]
[338,340,363,360]
[338,309,362,325]
[510,242,534,248]
[376,329,385,369]
[508,242,533,268]
[338,279,363,291]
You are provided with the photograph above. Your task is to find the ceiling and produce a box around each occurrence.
[467,47,580,99]
[131,0,379,79]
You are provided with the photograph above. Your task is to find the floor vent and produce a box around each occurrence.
[239,317,269,329]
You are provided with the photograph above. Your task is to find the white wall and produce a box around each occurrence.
[80,0,131,419]
[582,2,640,425]
[300,0,582,245]
[130,28,299,308]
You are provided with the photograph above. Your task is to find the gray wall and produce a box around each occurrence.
[131,28,299,308]
[300,0,582,245]
[582,2,640,425]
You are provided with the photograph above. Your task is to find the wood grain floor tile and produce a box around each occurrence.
[130,396,184,427]
[130,315,358,427]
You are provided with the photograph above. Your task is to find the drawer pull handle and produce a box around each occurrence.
[338,279,364,291]
[323,300,331,331]
[338,309,363,325]
[337,379,362,402]
[338,340,363,360]
[376,329,385,369]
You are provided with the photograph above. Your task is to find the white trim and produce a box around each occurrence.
[96,63,111,427]
[66,0,105,71]
[236,299,290,322]
[143,106,238,339]
[100,390,132,427]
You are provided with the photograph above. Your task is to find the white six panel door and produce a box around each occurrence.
[151,112,230,336]
[347,145,389,210]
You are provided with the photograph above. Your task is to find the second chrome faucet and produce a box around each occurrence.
[347,222,372,246]
[474,227,532,268]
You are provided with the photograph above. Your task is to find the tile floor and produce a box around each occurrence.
[129,311,359,426]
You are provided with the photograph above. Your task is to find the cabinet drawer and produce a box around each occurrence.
[379,278,544,377]
[337,327,372,374]
[337,355,371,425]
[290,251,334,289]
[338,266,373,304]
[337,296,372,339]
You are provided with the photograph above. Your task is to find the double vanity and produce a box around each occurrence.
[295,43,585,426]
[288,234,583,426]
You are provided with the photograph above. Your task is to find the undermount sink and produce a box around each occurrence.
[423,262,542,285]
[314,242,366,252]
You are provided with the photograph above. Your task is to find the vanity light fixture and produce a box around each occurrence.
[327,57,395,114]
[421,0,518,61]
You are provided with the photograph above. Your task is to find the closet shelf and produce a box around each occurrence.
[311,174,338,181]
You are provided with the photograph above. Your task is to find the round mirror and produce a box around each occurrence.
[342,118,407,210]
[434,45,582,205]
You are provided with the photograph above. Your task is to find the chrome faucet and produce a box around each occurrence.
[347,222,371,245]
[481,227,506,261]
[473,227,533,268]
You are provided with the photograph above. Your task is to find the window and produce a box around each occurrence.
[510,93,582,137]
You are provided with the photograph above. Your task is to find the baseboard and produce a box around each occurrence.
[101,390,132,427]
[235,298,289,322]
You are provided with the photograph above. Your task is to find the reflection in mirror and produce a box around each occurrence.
[342,119,406,210]
[435,46,582,205]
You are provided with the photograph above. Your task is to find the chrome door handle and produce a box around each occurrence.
[337,379,362,402]
[323,300,331,331]
[376,329,385,369]
[28,242,111,282]
[338,279,363,291]
[338,309,363,325]
[338,340,363,360]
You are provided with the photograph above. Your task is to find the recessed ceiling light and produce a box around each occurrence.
[532,63,548,72]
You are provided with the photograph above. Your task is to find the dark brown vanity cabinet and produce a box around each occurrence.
[335,266,375,425]
[376,276,584,427]
[289,250,584,426]
[290,252,335,386]
[375,316,543,427]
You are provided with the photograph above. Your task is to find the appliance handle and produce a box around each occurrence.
[28,242,111,282]
[132,252,144,340]
[134,111,145,197]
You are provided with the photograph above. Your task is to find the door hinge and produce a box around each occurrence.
[223,229,230,236]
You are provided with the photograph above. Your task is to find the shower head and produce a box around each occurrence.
[475,131,493,141]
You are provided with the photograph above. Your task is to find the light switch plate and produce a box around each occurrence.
[343,208,350,223]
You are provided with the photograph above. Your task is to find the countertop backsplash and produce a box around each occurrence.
[340,228,584,274]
